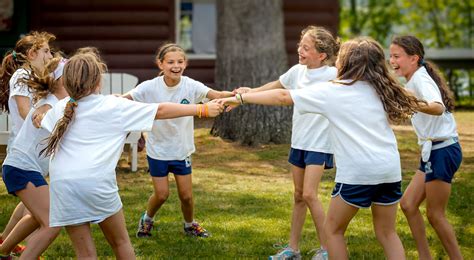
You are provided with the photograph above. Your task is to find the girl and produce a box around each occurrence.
[40,53,222,259]
[390,36,463,260]
[234,26,339,260]
[217,37,424,259]
[0,31,55,254]
[0,57,68,259]
[123,43,233,238]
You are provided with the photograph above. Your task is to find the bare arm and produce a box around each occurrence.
[121,92,133,100]
[217,89,293,110]
[417,101,444,115]
[14,96,31,119]
[32,104,52,128]
[155,101,223,119]
[206,89,234,99]
[234,80,284,94]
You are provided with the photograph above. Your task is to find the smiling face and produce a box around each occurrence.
[29,43,53,71]
[297,33,327,69]
[389,44,420,80]
[158,50,187,86]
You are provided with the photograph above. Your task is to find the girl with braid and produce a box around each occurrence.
[390,35,463,260]
[39,53,223,259]
[217,37,425,259]
[0,57,68,259]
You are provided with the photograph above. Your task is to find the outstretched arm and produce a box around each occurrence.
[216,89,293,110]
[206,89,234,99]
[233,80,284,94]
[155,101,224,119]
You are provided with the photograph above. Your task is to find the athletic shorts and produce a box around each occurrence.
[419,142,462,184]
[288,148,334,169]
[147,156,192,177]
[331,181,402,208]
[2,165,48,195]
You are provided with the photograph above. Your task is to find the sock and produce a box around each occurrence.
[144,211,154,222]
[184,220,195,228]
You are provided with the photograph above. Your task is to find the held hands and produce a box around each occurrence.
[203,100,225,117]
[31,104,52,128]
[215,96,241,112]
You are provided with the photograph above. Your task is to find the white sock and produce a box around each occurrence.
[184,220,195,228]
[144,211,154,222]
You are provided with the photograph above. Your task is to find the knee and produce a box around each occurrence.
[426,208,444,227]
[153,192,169,204]
[179,194,193,205]
[400,198,417,215]
[374,227,397,242]
[293,190,304,204]
[302,192,317,204]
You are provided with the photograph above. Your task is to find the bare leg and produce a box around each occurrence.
[1,202,26,241]
[16,183,60,259]
[324,196,358,260]
[288,165,306,251]
[400,171,431,260]
[175,174,194,223]
[65,223,97,260]
[371,203,405,260]
[302,165,326,249]
[99,210,135,260]
[0,215,37,255]
[425,180,462,260]
[146,176,170,218]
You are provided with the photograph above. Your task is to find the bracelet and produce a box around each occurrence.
[197,104,202,118]
[236,93,244,105]
[204,104,209,117]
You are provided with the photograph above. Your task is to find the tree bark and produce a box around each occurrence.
[211,0,292,146]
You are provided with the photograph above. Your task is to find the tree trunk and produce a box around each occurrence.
[211,0,292,146]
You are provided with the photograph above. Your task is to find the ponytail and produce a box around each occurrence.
[422,61,455,112]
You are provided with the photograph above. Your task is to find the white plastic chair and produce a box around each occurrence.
[0,113,10,145]
[102,73,141,172]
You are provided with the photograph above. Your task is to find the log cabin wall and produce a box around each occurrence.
[29,0,339,86]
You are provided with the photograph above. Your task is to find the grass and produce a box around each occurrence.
[1,111,473,259]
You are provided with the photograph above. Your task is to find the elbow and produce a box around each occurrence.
[278,90,293,106]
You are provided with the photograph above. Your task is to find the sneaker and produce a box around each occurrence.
[183,222,209,238]
[269,247,301,260]
[136,212,154,238]
[310,248,328,260]
[0,254,12,260]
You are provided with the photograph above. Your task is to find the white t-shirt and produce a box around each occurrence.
[130,76,210,160]
[290,80,401,185]
[406,66,458,144]
[8,68,33,149]
[41,95,158,227]
[3,94,59,176]
[279,64,337,153]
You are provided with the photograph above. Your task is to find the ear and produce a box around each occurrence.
[157,59,164,71]
[319,52,328,62]
[410,55,420,65]
[27,48,37,61]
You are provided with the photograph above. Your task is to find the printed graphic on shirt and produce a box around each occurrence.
[181,99,190,104]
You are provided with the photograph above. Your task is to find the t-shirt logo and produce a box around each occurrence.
[180,99,190,104]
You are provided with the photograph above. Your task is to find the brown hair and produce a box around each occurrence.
[301,26,340,66]
[391,35,455,111]
[155,43,186,75]
[22,55,62,104]
[336,37,424,123]
[0,31,56,112]
[41,53,106,157]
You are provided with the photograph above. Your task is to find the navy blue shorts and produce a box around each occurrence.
[2,165,48,195]
[419,142,462,184]
[331,181,402,208]
[147,156,192,177]
[288,148,334,169]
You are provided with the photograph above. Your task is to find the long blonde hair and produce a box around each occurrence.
[336,37,423,123]
[41,53,106,157]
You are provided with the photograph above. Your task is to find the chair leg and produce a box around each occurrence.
[130,143,138,172]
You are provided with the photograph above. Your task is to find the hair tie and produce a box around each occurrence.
[419,58,426,66]
[11,50,17,61]
[68,97,78,106]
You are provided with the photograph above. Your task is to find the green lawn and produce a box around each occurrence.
[0,111,473,259]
